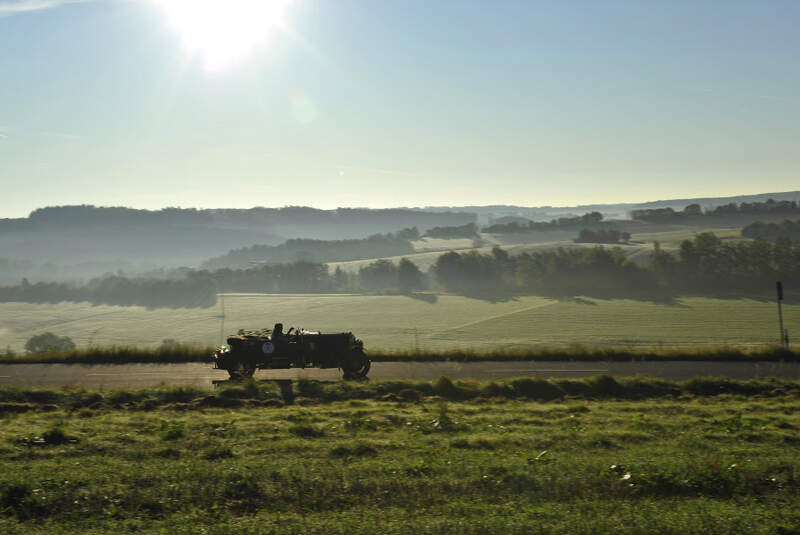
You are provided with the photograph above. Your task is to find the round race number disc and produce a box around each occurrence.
[262,342,275,354]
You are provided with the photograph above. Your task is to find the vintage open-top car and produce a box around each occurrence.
[213,323,370,380]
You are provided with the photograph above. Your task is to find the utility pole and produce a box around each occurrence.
[219,287,226,346]
[777,281,788,351]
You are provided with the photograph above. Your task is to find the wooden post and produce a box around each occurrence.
[777,281,786,350]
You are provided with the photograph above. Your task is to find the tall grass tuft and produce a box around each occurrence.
[511,378,565,400]
[3,375,800,413]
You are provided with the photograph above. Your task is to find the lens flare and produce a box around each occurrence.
[156,0,292,73]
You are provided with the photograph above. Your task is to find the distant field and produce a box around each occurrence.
[0,293,795,353]
[329,227,745,273]
[331,241,652,273]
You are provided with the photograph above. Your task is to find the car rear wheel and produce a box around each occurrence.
[341,348,370,381]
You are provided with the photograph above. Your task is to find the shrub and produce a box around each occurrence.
[41,426,71,445]
[585,375,625,398]
[481,381,514,398]
[432,377,476,400]
[24,333,76,354]
[510,378,564,401]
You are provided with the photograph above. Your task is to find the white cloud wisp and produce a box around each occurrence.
[0,0,91,16]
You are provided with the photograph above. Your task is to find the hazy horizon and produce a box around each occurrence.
[1,186,799,221]
[2,0,800,218]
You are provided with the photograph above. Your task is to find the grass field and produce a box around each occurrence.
[1,377,799,534]
[0,294,797,354]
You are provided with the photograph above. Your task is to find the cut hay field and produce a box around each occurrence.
[0,294,796,353]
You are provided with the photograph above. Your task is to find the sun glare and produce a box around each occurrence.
[156,0,292,73]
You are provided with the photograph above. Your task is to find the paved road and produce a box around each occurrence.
[1,361,799,388]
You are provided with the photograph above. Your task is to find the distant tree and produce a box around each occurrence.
[631,207,678,222]
[491,246,509,262]
[395,227,420,240]
[742,219,800,243]
[25,332,76,354]
[648,241,677,284]
[683,203,703,216]
[397,258,423,292]
[580,211,604,224]
[358,259,398,290]
[433,250,505,293]
[333,266,349,290]
[484,211,606,234]
[424,223,479,239]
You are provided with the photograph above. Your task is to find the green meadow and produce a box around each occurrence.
[0,294,796,354]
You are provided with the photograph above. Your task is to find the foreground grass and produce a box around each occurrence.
[1,378,800,534]
[1,344,797,365]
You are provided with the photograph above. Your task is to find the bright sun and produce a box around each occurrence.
[156,0,293,73]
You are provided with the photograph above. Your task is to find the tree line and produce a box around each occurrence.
[649,233,800,294]
[0,275,218,309]
[483,212,605,234]
[202,230,418,269]
[423,223,479,239]
[632,199,800,222]
[1,232,798,307]
[2,205,476,235]
[0,259,428,309]
[741,219,800,243]
[432,233,800,298]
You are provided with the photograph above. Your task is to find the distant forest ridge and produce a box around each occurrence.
[202,230,419,269]
[0,205,476,272]
[0,205,476,231]
[631,199,800,222]
[1,193,798,277]
[4,190,798,228]
[423,190,800,222]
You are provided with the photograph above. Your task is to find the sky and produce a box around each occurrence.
[1,0,799,217]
